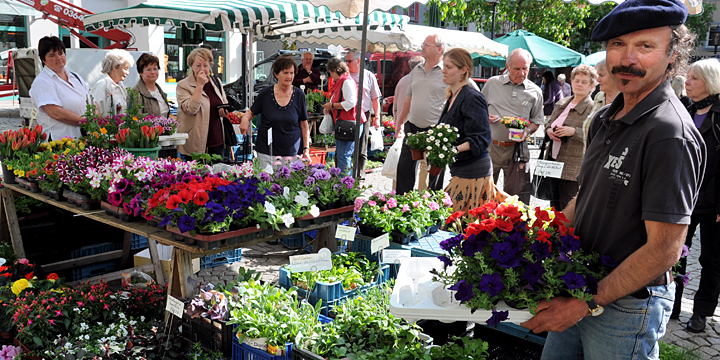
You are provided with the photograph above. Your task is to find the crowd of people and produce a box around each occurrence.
[24,0,720,356]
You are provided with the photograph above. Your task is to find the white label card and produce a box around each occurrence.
[335,225,356,241]
[289,248,333,272]
[370,233,390,253]
[166,295,184,318]
[382,249,411,264]
[535,160,564,179]
[268,128,273,145]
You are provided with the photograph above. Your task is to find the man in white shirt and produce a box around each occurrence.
[345,50,381,178]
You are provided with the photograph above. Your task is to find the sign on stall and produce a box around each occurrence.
[289,248,333,272]
[371,233,390,253]
[382,249,411,264]
[336,225,356,241]
[166,295,184,318]
[534,160,564,179]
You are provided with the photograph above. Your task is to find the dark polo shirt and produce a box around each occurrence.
[575,80,706,264]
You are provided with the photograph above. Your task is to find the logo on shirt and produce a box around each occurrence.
[604,147,631,186]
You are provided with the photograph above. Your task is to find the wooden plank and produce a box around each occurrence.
[146,235,165,284]
[1,188,24,259]
[42,250,124,272]
[168,248,194,299]
[66,264,155,287]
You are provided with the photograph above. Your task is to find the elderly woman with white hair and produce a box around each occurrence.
[92,49,134,115]
[672,59,720,332]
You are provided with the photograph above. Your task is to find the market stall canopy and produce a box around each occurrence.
[1,0,42,16]
[258,23,508,58]
[585,51,606,65]
[477,30,585,68]
[82,0,408,33]
[304,0,703,17]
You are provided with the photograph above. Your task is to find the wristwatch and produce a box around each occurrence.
[303,146,309,151]
[587,298,604,317]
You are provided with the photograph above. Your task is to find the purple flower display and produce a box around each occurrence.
[585,275,599,295]
[486,308,509,327]
[559,235,581,253]
[313,169,331,181]
[681,244,689,258]
[340,176,355,189]
[491,242,520,268]
[178,215,196,233]
[462,233,487,257]
[601,255,618,268]
[478,273,505,297]
[504,232,526,249]
[270,183,283,195]
[679,272,690,286]
[333,184,342,191]
[531,241,552,260]
[438,255,453,268]
[259,172,272,182]
[448,279,475,302]
[440,234,463,252]
[115,178,132,193]
[276,166,291,179]
[290,160,305,172]
[521,262,546,285]
[329,167,342,176]
[304,177,316,186]
[561,272,586,290]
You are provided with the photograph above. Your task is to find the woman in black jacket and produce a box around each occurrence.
[438,48,500,211]
[675,59,720,333]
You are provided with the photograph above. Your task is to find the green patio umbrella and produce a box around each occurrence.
[426,2,441,28]
[478,30,585,68]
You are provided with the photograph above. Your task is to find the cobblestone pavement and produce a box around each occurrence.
[2,102,717,356]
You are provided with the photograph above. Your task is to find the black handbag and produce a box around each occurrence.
[533,135,559,202]
[333,89,356,142]
[504,143,534,204]
[210,76,239,147]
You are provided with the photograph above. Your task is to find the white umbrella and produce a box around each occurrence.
[585,51,606,66]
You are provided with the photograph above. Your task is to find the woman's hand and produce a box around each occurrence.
[195,70,209,87]
[323,102,333,111]
[546,127,562,142]
[218,108,229,118]
[554,126,576,138]
[302,149,312,162]
[239,110,253,135]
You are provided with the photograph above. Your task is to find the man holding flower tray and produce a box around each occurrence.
[521,1,706,359]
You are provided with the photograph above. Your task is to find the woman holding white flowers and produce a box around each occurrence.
[437,48,498,211]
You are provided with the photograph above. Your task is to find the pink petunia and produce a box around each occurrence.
[429,201,440,211]
[402,204,410,212]
[413,201,420,208]
[369,200,377,207]
[387,198,397,209]
[354,198,365,212]
[17,258,29,265]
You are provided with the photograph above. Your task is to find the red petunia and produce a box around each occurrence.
[25,271,34,280]
[535,207,551,222]
[47,273,59,281]
[498,204,523,223]
[477,218,497,233]
[193,190,209,206]
[446,211,466,224]
[178,190,193,204]
[166,195,181,210]
[495,218,513,232]
[176,183,188,191]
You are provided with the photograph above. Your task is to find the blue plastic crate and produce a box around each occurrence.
[131,234,148,250]
[481,322,547,346]
[231,316,332,360]
[201,248,243,269]
[71,260,119,281]
[278,264,390,316]
[280,234,306,250]
[70,242,116,259]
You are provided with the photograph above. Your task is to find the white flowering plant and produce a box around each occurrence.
[425,124,459,168]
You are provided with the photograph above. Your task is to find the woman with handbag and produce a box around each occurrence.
[544,64,597,210]
[239,56,310,169]
[176,47,230,159]
[674,59,720,331]
[437,48,498,211]
[323,57,364,175]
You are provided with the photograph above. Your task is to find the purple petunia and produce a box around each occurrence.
[115,178,132,193]
[304,177,315,186]
[585,275,599,295]
[601,255,617,268]
[178,215,196,233]
[329,167,342,176]
[504,232,526,249]
[681,244,689,258]
[679,272,690,286]
[521,262,546,285]
[559,235,581,253]
[462,233,488,257]
[290,160,305,172]
[561,272,586,290]
[313,169,331,181]
[276,166,291,179]
[440,234,463,252]
[340,176,355,189]
[333,183,342,191]
[259,172,272,182]
[448,279,475,302]
[438,255,453,268]
[486,308,509,327]
[312,163,326,169]
[531,241,552,260]
[270,184,283,195]
[478,273,505,297]
[491,242,520,268]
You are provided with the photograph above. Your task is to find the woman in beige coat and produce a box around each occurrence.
[176,47,229,157]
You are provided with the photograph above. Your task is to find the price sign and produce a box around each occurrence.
[289,248,333,272]
[382,249,411,264]
[370,233,390,253]
[268,128,273,145]
[336,225,356,241]
[535,160,564,178]
[166,295,184,318]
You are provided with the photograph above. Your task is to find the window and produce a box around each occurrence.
[406,4,419,23]
[704,23,720,51]
[0,15,26,53]
[458,24,468,31]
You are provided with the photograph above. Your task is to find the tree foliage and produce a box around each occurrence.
[686,2,718,48]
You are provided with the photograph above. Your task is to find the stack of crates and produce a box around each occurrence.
[70,242,119,281]
[200,248,243,269]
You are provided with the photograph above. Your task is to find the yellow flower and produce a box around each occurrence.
[11,279,29,296]
[100,128,107,134]
[18,170,25,177]
[132,117,138,121]
[64,148,71,154]
[6,165,11,170]
[13,169,18,175]
[35,155,40,159]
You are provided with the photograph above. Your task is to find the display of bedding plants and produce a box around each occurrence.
[285,252,382,292]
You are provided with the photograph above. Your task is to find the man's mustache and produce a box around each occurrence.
[611,65,646,78]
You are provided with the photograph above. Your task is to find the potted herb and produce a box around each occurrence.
[305,89,331,115]
[425,124,459,176]
[499,116,530,140]
[405,131,428,160]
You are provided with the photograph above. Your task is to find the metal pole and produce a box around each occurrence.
[491,2,497,41]
[382,44,387,104]
[352,0,371,179]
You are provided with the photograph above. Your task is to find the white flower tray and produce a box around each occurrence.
[159,133,189,147]
[389,257,534,325]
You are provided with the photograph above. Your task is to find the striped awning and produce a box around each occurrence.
[83,0,408,33]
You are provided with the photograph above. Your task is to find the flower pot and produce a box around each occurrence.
[429,222,441,234]
[358,224,386,238]
[411,149,425,161]
[119,146,162,159]
[15,177,41,193]
[1,163,16,184]
[41,188,63,201]
[63,189,100,210]
[295,204,355,228]
[100,201,140,222]
[13,338,42,360]
[0,330,12,340]
[167,225,271,250]
[428,164,443,176]
[508,128,524,141]
[391,230,417,245]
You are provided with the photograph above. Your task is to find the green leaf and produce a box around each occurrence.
[33,336,43,346]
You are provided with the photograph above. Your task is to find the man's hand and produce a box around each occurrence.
[521,297,589,334]
[489,113,499,123]
[395,128,404,139]
[373,117,380,129]
[515,128,529,142]
[303,76,312,83]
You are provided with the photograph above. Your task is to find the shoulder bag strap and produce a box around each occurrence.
[710,112,720,151]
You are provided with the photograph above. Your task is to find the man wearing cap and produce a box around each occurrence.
[482,48,544,201]
[521,0,705,358]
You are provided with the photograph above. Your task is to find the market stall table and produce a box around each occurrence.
[0,183,349,299]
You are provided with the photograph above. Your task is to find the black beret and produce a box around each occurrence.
[591,0,688,42]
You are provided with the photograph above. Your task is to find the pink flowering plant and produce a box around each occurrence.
[144,114,179,135]
[0,345,21,360]
[356,190,453,239]
[433,201,616,326]
[54,146,116,200]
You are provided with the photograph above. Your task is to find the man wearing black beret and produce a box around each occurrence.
[522,0,706,359]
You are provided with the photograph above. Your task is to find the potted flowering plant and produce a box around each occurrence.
[0,126,46,159]
[405,131,428,160]
[144,114,178,135]
[55,147,115,207]
[115,124,164,158]
[499,116,530,140]
[305,89,331,114]
[424,124,459,176]
[433,200,616,325]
